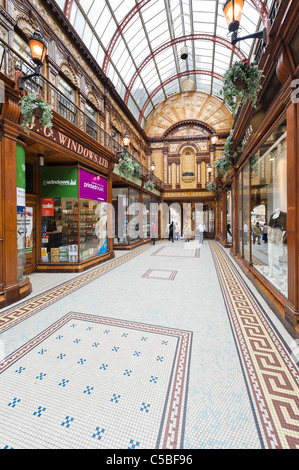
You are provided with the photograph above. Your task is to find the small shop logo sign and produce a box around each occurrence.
[42,178,77,186]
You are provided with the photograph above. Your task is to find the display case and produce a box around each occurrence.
[40,166,108,265]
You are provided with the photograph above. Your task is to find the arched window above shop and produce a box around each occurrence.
[58,75,76,103]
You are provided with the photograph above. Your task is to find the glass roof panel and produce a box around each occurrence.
[66,0,267,127]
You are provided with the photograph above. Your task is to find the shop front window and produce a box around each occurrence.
[143,194,151,238]
[226,190,232,243]
[128,189,140,243]
[40,167,107,263]
[237,172,243,254]
[243,164,250,262]
[250,119,287,297]
[112,188,128,244]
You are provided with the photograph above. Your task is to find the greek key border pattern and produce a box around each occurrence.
[210,241,299,449]
[0,311,192,450]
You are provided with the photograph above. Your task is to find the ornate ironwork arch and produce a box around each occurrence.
[138,70,223,125]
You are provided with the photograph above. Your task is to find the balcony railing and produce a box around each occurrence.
[0,39,163,190]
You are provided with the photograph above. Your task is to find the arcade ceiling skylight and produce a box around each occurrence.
[55,0,271,128]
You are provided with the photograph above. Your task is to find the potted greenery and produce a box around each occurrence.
[144,181,155,192]
[116,156,142,179]
[206,182,217,192]
[220,59,263,114]
[20,92,53,135]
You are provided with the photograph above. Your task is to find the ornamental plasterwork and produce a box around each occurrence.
[15,14,35,36]
[172,128,206,137]
[145,91,233,137]
[169,144,179,153]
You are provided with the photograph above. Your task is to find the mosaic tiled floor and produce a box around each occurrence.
[209,241,299,449]
[0,240,298,449]
[0,312,192,449]
[151,246,200,258]
[142,269,178,281]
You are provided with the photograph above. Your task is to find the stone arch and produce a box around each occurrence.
[15,15,36,37]
[87,91,101,110]
[60,61,79,88]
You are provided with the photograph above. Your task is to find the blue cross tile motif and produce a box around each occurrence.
[61,416,74,428]
[92,342,100,348]
[104,329,110,334]
[86,326,93,331]
[99,364,108,371]
[92,427,105,440]
[70,323,77,328]
[59,379,69,387]
[36,372,46,380]
[128,439,140,449]
[15,366,25,374]
[8,398,21,408]
[112,346,119,352]
[33,406,46,417]
[73,338,81,344]
[162,340,168,345]
[141,337,147,341]
[110,393,120,404]
[38,349,47,355]
[83,386,94,395]
[77,358,86,365]
[122,333,128,338]
[56,335,63,340]
[133,351,141,357]
[150,376,158,384]
[3,446,14,449]
[140,402,150,413]
[156,356,164,362]
[57,353,66,360]
[123,369,132,377]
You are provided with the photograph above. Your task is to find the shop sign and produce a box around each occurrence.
[41,167,78,198]
[25,207,33,253]
[163,191,211,198]
[79,168,107,202]
[16,143,26,209]
[41,198,54,216]
[29,120,109,170]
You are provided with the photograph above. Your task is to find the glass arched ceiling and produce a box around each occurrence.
[55,0,271,128]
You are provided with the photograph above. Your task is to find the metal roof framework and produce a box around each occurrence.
[55,0,270,128]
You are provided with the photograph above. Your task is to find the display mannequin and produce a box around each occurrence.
[267,208,287,278]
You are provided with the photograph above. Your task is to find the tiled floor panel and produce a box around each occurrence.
[0,241,298,449]
[0,312,192,449]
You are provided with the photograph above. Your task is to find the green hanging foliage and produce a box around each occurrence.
[19,92,53,135]
[220,59,263,114]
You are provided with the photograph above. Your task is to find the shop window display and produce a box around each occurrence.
[128,189,141,242]
[237,172,243,254]
[112,188,128,244]
[243,164,250,262]
[143,194,151,239]
[226,190,232,243]
[41,167,107,263]
[250,119,287,297]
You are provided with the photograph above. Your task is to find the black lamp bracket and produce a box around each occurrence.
[19,66,41,91]
[231,27,267,47]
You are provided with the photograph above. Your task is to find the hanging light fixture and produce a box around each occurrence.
[207,164,213,173]
[210,130,218,145]
[223,0,267,47]
[123,130,130,149]
[19,28,47,91]
[223,0,244,32]
[28,29,47,67]
[151,161,156,172]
